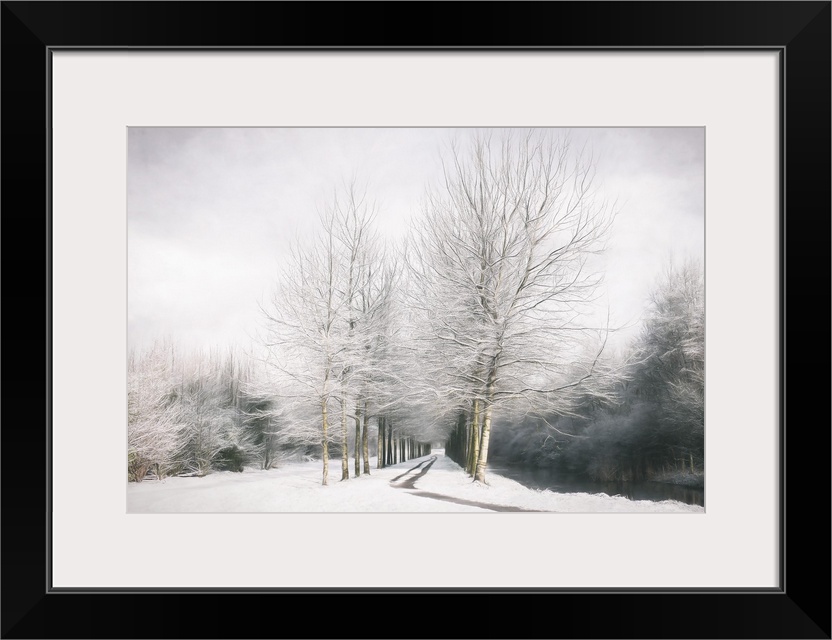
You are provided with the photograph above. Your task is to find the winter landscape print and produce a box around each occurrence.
[127,127,704,513]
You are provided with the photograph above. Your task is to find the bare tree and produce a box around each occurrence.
[262,209,346,485]
[262,181,396,484]
[127,341,186,481]
[174,350,247,476]
[408,130,617,483]
[328,183,381,479]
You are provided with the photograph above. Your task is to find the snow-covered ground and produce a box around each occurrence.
[127,450,704,513]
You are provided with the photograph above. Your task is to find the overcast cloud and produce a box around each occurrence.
[128,127,704,354]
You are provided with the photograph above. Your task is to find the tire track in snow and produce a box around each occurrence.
[390,456,544,512]
[390,457,435,485]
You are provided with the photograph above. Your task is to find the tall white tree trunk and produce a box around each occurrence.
[321,400,330,486]
[377,417,384,469]
[467,399,480,475]
[362,402,370,474]
[474,369,496,484]
[340,394,349,480]
[354,403,361,477]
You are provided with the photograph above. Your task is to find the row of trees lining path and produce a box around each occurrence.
[258,131,616,487]
[129,130,703,488]
[376,418,431,470]
[126,341,433,483]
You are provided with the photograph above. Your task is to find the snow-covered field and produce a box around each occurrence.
[127,450,703,513]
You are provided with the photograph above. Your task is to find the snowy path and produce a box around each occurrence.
[127,450,704,513]
[390,456,543,512]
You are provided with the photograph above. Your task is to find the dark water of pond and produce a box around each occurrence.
[488,461,705,507]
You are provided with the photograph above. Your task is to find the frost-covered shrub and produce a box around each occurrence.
[128,342,187,481]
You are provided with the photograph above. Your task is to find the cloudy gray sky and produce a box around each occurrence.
[128,127,704,354]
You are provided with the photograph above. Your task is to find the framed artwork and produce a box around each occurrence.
[2,2,829,638]
[125,124,707,516]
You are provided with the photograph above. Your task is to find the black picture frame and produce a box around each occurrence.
[2,2,829,638]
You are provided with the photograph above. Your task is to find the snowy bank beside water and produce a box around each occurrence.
[127,451,703,513]
[418,454,703,513]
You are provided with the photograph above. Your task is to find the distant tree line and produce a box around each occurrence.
[128,345,288,481]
